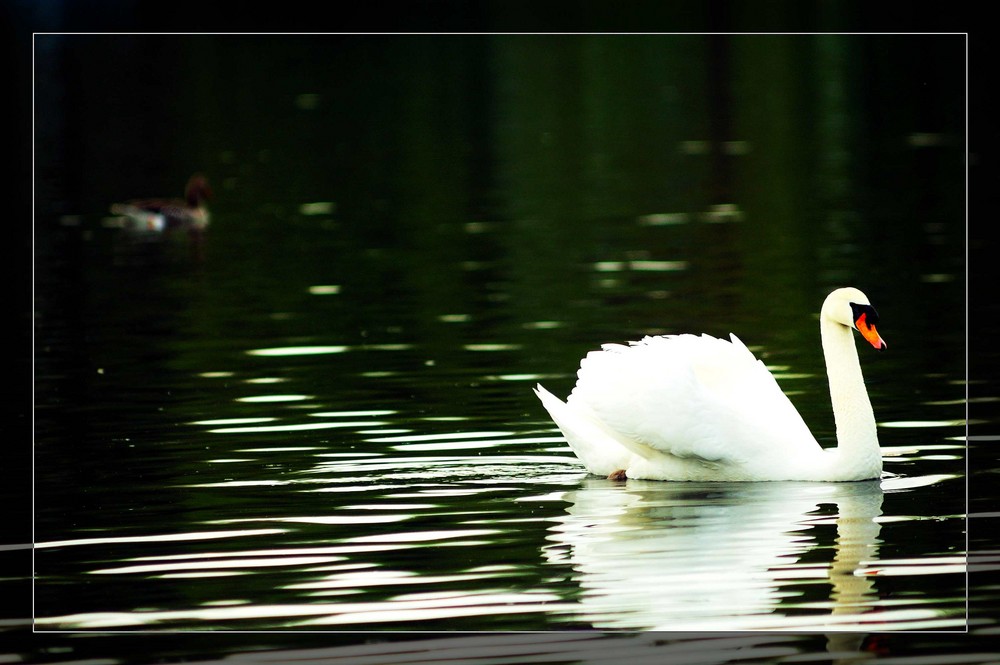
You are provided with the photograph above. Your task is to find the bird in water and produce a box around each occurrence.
[109,174,212,260]
[534,287,886,482]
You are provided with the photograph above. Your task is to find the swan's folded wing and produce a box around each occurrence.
[567,334,817,465]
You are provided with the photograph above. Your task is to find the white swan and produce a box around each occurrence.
[534,287,886,482]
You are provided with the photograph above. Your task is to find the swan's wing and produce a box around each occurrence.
[566,333,818,465]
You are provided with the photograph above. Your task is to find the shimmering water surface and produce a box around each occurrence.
[27,30,992,664]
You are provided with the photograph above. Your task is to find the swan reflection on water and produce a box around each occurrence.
[544,477,899,632]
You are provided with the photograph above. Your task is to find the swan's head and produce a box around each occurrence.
[821,287,886,350]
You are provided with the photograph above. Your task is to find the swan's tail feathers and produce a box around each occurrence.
[534,384,631,476]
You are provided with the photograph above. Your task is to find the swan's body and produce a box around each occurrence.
[534,287,886,482]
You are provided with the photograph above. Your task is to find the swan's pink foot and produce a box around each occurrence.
[608,469,627,482]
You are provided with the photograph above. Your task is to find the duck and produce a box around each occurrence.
[534,287,887,482]
[110,173,212,237]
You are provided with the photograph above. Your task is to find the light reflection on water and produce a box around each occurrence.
[33,305,969,634]
[32,44,972,641]
[33,274,971,633]
[34,413,966,632]
[25,31,987,665]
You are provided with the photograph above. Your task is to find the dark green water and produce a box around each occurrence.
[25,31,995,663]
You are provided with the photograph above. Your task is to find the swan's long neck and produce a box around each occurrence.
[820,317,882,480]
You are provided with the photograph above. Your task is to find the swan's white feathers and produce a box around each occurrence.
[535,287,883,482]
[533,383,631,476]
[547,333,821,479]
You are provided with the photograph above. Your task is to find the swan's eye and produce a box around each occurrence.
[849,302,879,328]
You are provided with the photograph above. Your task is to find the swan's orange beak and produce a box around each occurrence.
[855,312,886,350]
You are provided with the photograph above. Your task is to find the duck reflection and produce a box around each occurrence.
[545,478,884,632]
